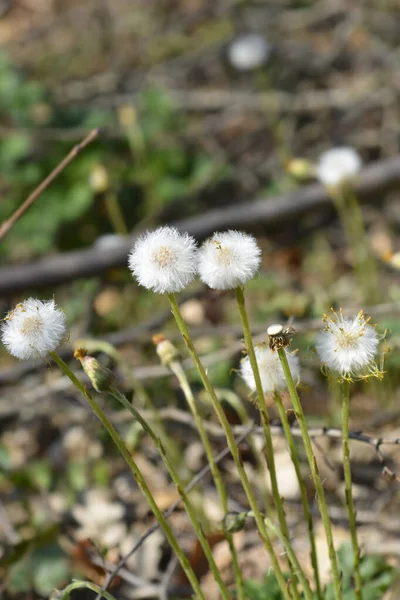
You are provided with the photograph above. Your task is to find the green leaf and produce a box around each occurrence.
[32,544,70,596]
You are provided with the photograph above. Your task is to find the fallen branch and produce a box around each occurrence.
[0,155,400,295]
[0,128,100,241]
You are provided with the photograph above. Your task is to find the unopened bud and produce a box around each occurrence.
[286,158,315,181]
[153,334,180,367]
[90,164,109,193]
[118,104,137,128]
[222,511,247,533]
[74,348,115,392]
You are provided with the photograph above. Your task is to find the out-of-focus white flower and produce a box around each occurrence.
[128,226,197,294]
[316,309,379,377]
[316,147,362,188]
[227,34,270,71]
[197,230,261,290]
[1,298,66,360]
[240,345,300,393]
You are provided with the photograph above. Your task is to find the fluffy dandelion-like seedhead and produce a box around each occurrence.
[128,226,197,294]
[197,230,261,290]
[316,309,379,378]
[240,345,300,393]
[227,34,270,71]
[316,147,362,188]
[1,298,66,360]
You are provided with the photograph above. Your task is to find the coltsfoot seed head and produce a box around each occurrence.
[74,348,115,392]
[316,309,379,377]
[240,345,300,393]
[128,226,197,294]
[316,147,362,188]
[1,298,67,360]
[197,230,261,290]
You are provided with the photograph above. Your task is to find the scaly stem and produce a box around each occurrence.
[49,351,205,600]
[273,392,322,600]
[109,385,230,600]
[342,380,363,600]
[234,286,301,599]
[167,294,292,600]
[277,347,342,600]
[264,518,313,600]
[169,361,245,600]
[58,580,117,600]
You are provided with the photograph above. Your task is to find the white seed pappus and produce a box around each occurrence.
[197,230,261,290]
[316,147,362,187]
[240,345,300,393]
[1,298,67,360]
[316,310,379,377]
[128,226,197,294]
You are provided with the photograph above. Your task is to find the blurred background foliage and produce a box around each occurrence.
[1,0,400,598]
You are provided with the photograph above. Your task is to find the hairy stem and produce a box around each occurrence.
[49,351,205,600]
[277,347,342,600]
[167,294,292,600]
[169,361,245,600]
[235,286,301,599]
[58,580,117,600]
[342,380,363,600]
[109,385,230,600]
[264,518,313,600]
[273,392,322,599]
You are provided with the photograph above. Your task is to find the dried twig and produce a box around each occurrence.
[0,128,100,241]
[0,154,400,294]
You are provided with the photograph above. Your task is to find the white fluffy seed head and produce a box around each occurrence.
[197,230,261,290]
[1,298,67,360]
[316,310,379,377]
[316,147,362,188]
[240,346,300,393]
[227,34,270,71]
[128,226,197,294]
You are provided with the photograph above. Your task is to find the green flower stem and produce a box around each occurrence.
[108,385,230,600]
[234,287,300,600]
[49,351,205,600]
[264,518,313,600]
[277,348,342,600]
[273,392,322,599]
[168,360,245,600]
[342,380,363,600]
[331,185,379,304]
[76,339,183,472]
[167,294,292,600]
[103,191,128,235]
[58,580,117,600]
[216,388,271,515]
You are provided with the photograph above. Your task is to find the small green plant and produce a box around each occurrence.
[243,543,394,600]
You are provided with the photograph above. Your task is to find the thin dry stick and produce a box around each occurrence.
[0,128,100,241]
